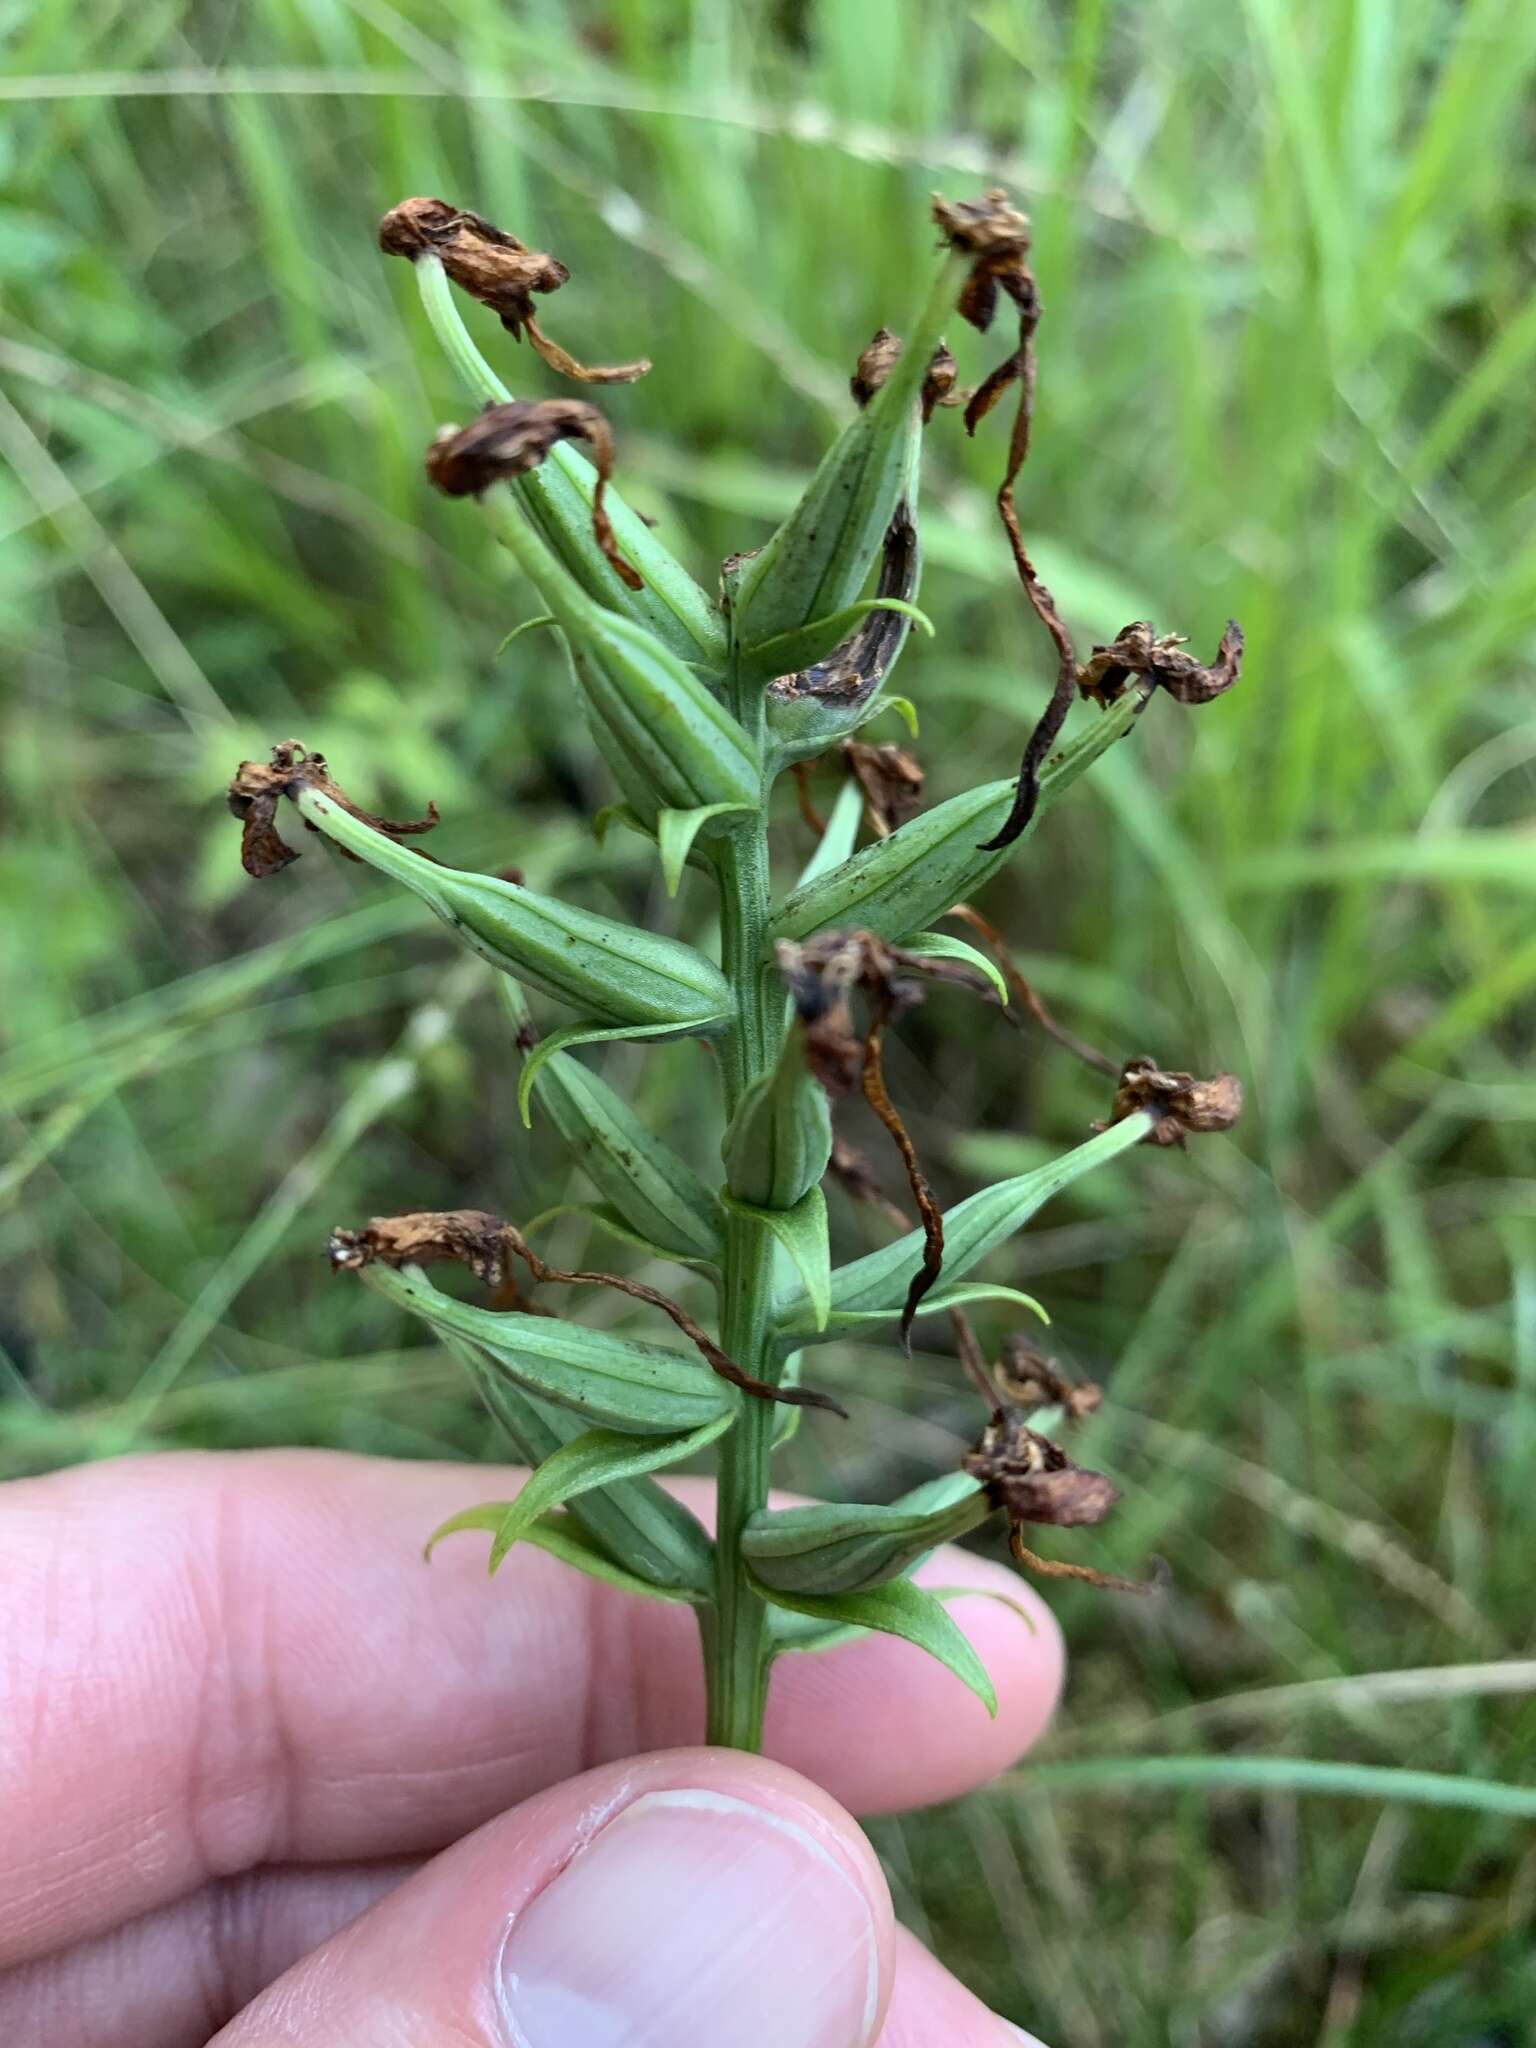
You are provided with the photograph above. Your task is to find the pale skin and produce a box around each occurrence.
[1,1450,1057,2046]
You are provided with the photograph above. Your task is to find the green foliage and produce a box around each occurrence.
[754,1572,999,1716]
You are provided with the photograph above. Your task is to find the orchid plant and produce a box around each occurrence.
[226,189,1242,1749]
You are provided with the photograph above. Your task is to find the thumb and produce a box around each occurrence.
[213,1748,894,2048]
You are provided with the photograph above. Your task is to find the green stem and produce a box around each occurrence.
[704,755,785,1748]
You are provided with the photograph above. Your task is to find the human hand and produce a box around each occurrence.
[2,1450,1060,2045]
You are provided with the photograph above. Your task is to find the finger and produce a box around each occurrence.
[877,1928,1049,2046]
[2,1450,1062,1963]
[0,1862,414,2048]
[213,1749,894,2048]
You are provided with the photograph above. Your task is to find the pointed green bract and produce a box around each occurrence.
[900,930,1009,1005]
[743,596,933,683]
[455,1342,716,1596]
[753,1573,998,1715]
[745,1475,990,1595]
[720,1026,833,1210]
[485,498,759,822]
[769,690,1145,946]
[427,1413,732,1575]
[732,256,960,650]
[293,787,732,1030]
[723,1187,832,1332]
[516,1019,714,1130]
[776,1114,1153,1342]
[792,776,865,890]
[360,1262,734,1435]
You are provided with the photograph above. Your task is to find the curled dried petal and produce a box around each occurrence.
[920,341,961,422]
[378,194,650,385]
[329,1208,845,1415]
[850,326,904,407]
[860,1011,943,1350]
[226,742,439,878]
[425,399,641,588]
[1078,618,1246,708]
[843,739,925,836]
[996,1334,1103,1419]
[1098,1057,1245,1148]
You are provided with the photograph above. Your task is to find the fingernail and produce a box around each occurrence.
[999,2024,1049,2047]
[497,1787,880,2048]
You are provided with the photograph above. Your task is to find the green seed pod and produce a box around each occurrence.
[293,786,732,1030]
[506,985,725,1263]
[720,1023,832,1210]
[770,689,1143,947]
[744,1474,990,1595]
[486,498,759,824]
[731,258,959,655]
[441,1328,718,1596]
[362,1261,733,1435]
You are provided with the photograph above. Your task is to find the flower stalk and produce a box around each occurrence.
[223,189,1249,1752]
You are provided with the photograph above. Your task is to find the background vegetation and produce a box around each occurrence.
[3,2,1534,2039]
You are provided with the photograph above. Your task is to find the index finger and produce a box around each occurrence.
[0,1448,1063,1966]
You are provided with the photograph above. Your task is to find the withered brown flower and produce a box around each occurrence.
[1098,1057,1245,1148]
[425,398,642,588]
[329,1208,845,1415]
[1078,619,1245,709]
[378,195,651,385]
[226,742,439,879]
[952,1311,1151,1593]
[776,930,1000,1347]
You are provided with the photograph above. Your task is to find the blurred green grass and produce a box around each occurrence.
[3,1,1535,2039]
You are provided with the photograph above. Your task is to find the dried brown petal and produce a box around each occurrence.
[766,499,919,711]
[1098,1057,1245,1148]
[860,1010,943,1349]
[775,929,987,1348]
[226,742,439,879]
[842,740,925,836]
[1078,619,1245,709]
[996,1334,1103,1419]
[378,195,649,385]
[932,190,1034,275]
[425,399,642,589]
[920,341,960,423]
[850,326,904,408]
[329,1208,845,1416]
[850,328,960,424]
[379,196,568,324]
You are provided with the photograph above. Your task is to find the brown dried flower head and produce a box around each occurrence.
[1078,619,1246,709]
[850,325,961,423]
[329,1208,845,1416]
[424,398,641,587]
[1100,1057,1245,1148]
[994,1334,1104,1420]
[226,741,439,879]
[963,1410,1121,1529]
[378,195,650,385]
